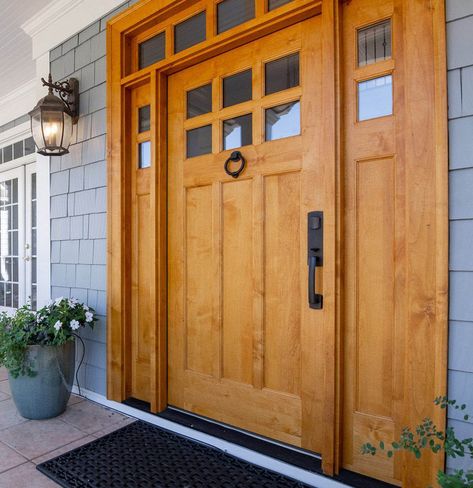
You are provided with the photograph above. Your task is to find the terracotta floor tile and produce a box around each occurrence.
[60,399,131,435]
[32,435,96,465]
[0,380,11,396]
[0,462,58,488]
[0,419,86,459]
[0,369,7,382]
[0,399,28,431]
[0,441,27,474]
[92,417,136,438]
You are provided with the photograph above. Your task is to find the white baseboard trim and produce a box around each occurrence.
[71,386,348,488]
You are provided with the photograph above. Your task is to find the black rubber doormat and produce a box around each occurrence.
[37,420,310,488]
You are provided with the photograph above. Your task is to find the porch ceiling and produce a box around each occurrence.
[0,0,52,99]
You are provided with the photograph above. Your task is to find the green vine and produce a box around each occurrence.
[361,398,473,487]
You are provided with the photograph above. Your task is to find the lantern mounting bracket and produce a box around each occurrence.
[40,74,79,123]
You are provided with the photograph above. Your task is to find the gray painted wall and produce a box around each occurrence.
[49,2,133,395]
[447,0,473,474]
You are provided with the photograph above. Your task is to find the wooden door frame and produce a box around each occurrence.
[106,0,448,481]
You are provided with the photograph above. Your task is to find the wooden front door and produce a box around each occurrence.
[168,17,327,451]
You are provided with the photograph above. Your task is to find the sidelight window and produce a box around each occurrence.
[357,75,393,121]
[357,20,392,67]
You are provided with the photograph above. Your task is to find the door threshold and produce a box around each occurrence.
[122,397,396,488]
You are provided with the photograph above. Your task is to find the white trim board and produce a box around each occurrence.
[72,386,349,488]
[22,0,126,59]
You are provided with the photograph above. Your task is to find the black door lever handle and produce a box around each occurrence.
[308,212,323,310]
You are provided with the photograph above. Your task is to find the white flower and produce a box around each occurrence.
[47,300,54,307]
[85,311,94,323]
[70,320,80,331]
[68,298,78,307]
[54,320,62,331]
[54,297,64,306]
[83,304,89,312]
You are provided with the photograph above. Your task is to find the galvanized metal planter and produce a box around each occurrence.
[8,340,75,420]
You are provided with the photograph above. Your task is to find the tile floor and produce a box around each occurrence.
[0,367,134,487]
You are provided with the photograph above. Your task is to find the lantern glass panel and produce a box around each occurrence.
[41,110,64,148]
[31,111,45,149]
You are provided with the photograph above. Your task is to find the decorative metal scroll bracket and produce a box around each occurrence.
[41,74,79,123]
[224,151,246,179]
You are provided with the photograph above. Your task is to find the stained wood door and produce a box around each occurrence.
[168,17,327,451]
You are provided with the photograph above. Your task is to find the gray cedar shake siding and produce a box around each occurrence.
[49,2,135,396]
[447,0,473,474]
[47,0,473,471]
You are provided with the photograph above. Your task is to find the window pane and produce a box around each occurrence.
[217,0,255,34]
[187,84,212,118]
[139,32,165,69]
[187,125,212,158]
[13,141,24,160]
[24,137,35,156]
[139,105,151,133]
[358,75,393,121]
[223,69,252,108]
[175,12,206,54]
[223,114,252,150]
[268,0,293,10]
[139,141,151,168]
[265,53,299,96]
[266,101,300,141]
[3,145,12,163]
[358,20,391,67]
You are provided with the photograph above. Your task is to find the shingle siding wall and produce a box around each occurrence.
[447,0,473,474]
[49,2,135,396]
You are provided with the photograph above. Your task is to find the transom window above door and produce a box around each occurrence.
[184,52,301,158]
[132,0,297,73]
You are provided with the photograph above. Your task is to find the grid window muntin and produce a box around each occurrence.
[357,19,392,68]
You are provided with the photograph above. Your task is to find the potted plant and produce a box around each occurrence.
[0,297,96,420]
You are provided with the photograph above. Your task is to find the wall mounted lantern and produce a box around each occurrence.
[29,74,79,156]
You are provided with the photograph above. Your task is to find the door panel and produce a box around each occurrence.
[168,17,326,451]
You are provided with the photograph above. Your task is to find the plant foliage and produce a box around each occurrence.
[361,397,473,487]
[0,297,97,378]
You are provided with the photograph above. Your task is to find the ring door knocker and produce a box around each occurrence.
[224,151,246,179]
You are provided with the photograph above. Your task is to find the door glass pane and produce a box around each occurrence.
[187,84,212,118]
[217,0,255,34]
[24,137,35,156]
[3,145,12,163]
[139,105,151,133]
[265,53,299,95]
[0,177,19,308]
[13,142,24,160]
[139,141,151,168]
[268,0,293,10]
[175,11,206,54]
[223,69,252,108]
[30,173,37,309]
[139,32,165,69]
[223,114,252,150]
[358,75,393,121]
[358,20,392,67]
[265,101,300,141]
[187,125,212,158]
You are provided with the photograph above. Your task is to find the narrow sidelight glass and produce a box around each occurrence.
[139,141,151,168]
[139,105,151,133]
[187,84,212,118]
[357,20,392,67]
[265,53,300,95]
[175,12,206,53]
[217,0,255,34]
[187,125,212,158]
[265,101,300,141]
[357,75,393,121]
[223,114,252,150]
[223,69,252,108]
[139,32,166,69]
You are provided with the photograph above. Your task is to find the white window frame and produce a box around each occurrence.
[0,122,50,310]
